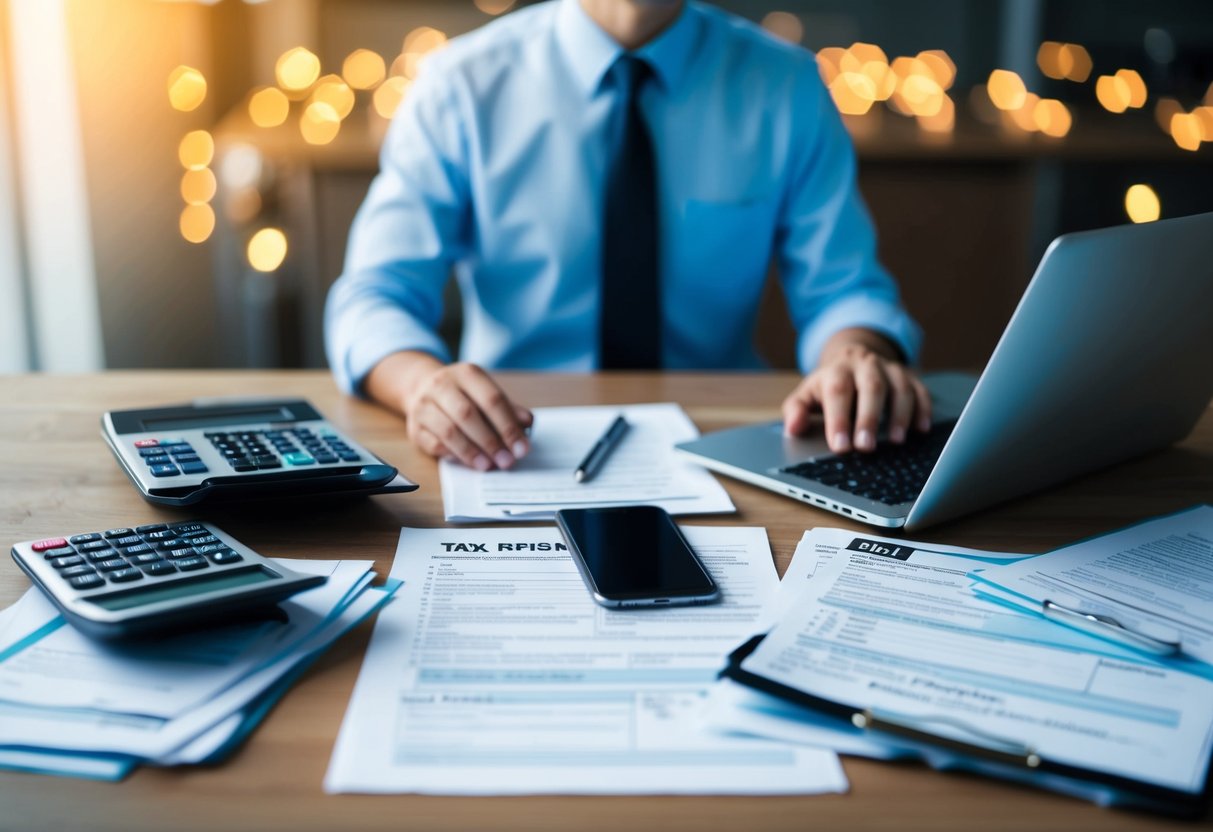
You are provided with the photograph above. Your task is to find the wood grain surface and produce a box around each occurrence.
[1,371,1210,831]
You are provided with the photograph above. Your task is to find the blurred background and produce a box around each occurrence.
[1,0,1211,376]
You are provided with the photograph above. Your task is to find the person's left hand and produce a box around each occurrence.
[781,327,931,454]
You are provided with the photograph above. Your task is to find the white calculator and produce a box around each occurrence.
[11,521,326,638]
[102,398,417,506]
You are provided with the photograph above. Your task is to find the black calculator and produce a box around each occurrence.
[102,398,418,506]
[11,521,326,638]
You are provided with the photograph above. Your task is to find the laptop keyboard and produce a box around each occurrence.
[779,421,956,506]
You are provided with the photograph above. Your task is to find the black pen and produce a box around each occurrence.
[574,415,629,483]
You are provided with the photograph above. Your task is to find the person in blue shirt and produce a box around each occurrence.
[326,0,932,472]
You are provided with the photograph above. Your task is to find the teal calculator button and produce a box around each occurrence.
[283,452,315,466]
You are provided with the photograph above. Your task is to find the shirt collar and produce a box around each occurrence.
[555,0,698,97]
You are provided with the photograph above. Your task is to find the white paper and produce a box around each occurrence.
[0,560,372,719]
[440,403,735,522]
[326,526,845,795]
[739,530,1213,795]
[0,562,388,762]
[969,505,1213,666]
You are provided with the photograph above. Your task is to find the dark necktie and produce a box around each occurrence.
[600,55,660,370]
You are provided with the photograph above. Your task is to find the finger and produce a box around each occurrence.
[418,397,492,470]
[514,403,534,430]
[414,425,452,460]
[910,375,933,433]
[851,356,888,452]
[819,365,855,453]
[457,366,532,461]
[781,376,819,436]
[884,364,915,444]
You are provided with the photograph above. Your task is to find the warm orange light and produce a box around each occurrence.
[916,93,955,133]
[167,65,207,112]
[276,47,321,92]
[300,102,340,145]
[861,60,897,101]
[247,228,288,272]
[1037,42,1064,79]
[394,27,449,79]
[248,87,290,128]
[1095,75,1131,113]
[473,0,515,13]
[848,42,886,66]
[1009,93,1042,132]
[901,74,944,117]
[987,70,1027,111]
[761,11,803,44]
[1206,81,1213,108]
[1193,106,1213,142]
[1033,98,1072,138]
[816,48,843,85]
[828,72,877,115]
[372,76,411,119]
[180,168,217,205]
[1124,184,1160,223]
[1155,97,1183,133]
[178,130,214,170]
[311,74,355,120]
[179,204,215,244]
[342,49,386,90]
[1115,69,1148,108]
[1058,43,1092,82]
[891,56,931,81]
[1170,112,1203,151]
[916,50,955,90]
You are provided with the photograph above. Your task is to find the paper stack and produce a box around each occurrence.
[0,558,398,780]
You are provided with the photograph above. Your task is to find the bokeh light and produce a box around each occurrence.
[373,76,411,119]
[828,72,877,115]
[1037,41,1065,79]
[180,168,217,205]
[342,49,386,90]
[1059,43,1092,82]
[1155,97,1183,132]
[901,74,945,117]
[1124,184,1160,223]
[916,93,955,133]
[311,74,355,120]
[761,11,803,44]
[1033,98,1072,137]
[916,50,955,90]
[473,0,515,13]
[1095,74,1131,113]
[276,47,321,91]
[178,130,214,170]
[179,204,215,244]
[1170,112,1202,151]
[248,86,290,128]
[987,70,1027,111]
[167,65,207,112]
[1007,92,1041,132]
[1115,69,1148,108]
[1193,107,1213,142]
[393,27,448,79]
[300,101,341,144]
[247,228,288,272]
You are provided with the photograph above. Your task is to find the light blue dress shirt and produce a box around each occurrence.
[325,0,921,394]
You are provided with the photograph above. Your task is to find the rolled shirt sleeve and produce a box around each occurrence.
[324,65,471,395]
[775,59,922,374]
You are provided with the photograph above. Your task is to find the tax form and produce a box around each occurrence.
[439,403,735,521]
[733,528,1213,798]
[325,526,846,795]
[970,505,1213,667]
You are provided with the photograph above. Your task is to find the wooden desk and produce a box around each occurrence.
[2,371,1210,831]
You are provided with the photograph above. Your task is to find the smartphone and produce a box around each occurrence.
[555,505,721,609]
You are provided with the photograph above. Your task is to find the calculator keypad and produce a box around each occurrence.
[28,521,249,590]
[204,427,361,472]
[133,439,207,479]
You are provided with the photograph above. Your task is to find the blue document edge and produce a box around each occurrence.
[0,579,401,781]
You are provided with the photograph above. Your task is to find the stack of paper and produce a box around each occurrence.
[0,558,398,781]
[440,403,735,521]
[703,517,1213,815]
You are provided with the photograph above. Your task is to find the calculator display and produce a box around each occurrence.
[87,566,280,611]
[140,407,295,431]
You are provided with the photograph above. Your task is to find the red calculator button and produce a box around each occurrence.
[134,439,160,448]
[31,538,68,551]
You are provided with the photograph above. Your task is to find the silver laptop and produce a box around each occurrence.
[676,211,1213,530]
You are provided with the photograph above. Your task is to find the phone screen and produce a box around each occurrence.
[556,506,719,607]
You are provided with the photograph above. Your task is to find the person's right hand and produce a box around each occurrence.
[366,351,533,470]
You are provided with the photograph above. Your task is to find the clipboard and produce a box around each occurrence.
[721,634,1213,818]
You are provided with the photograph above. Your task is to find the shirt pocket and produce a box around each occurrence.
[677,195,775,285]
